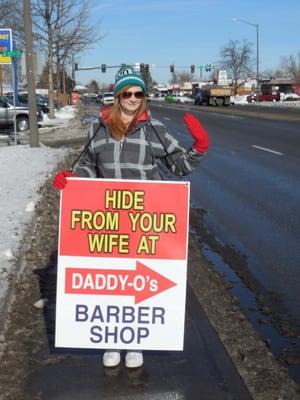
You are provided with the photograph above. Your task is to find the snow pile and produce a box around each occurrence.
[231,94,300,108]
[230,95,248,105]
[41,106,77,127]
[0,145,68,302]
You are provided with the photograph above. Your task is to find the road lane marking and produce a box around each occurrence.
[251,145,283,155]
[163,117,171,120]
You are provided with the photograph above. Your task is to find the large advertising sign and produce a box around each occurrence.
[0,29,12,64]
[55,178,190,350]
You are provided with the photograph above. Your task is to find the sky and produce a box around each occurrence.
[74,0,300,87]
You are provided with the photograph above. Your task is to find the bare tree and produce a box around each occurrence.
[169,71,192,85]
[32,0,103,118]
[178,71,192,83]
[278,53,300,83]
[0,0,24,43]
[169,72,179,84]
[219,39,253,94]
[52,0,103,93]
[86,79,99,93]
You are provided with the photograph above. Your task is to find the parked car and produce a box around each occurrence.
[282,93,300,101]
[247,92,280,103]
[0,96,43,132]
[4,92,61,113]
[102,92,114,105]
[80,93,99,105]
[20,93,61,112]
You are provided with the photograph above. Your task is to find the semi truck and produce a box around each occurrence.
[194,85,233,106]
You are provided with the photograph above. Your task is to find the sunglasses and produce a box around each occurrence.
[120,91,144,100]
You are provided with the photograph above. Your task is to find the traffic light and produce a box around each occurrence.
[191,64,195,74]
[74,63,78,71]
[101,64,106,72]
[140,63,145,73]
[170,64,174,73]
[205,64,211,72]
[144,64,149,74]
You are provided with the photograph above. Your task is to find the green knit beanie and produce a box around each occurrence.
[114,65,146,95]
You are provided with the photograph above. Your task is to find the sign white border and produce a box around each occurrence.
[55,178,190,350]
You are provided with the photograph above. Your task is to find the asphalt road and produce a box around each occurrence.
[150,102,300,327]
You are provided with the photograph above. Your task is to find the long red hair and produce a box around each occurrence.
[109,85,147,140]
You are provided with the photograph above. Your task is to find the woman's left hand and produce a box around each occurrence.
[183,113,210,153]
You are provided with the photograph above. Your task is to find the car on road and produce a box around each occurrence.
[0,96,43,132]
[165,93,194,104]
[101,92,114,105]
[247,92,280,103]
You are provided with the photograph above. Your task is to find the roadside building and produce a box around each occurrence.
[260,78,300,95]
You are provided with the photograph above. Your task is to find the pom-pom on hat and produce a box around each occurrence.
[114,65,146,95]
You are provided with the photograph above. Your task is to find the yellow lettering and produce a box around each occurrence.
[105,190,145,210]
[164,214,176,233]
[70,209,119,231]
[148,235,159,254]
[136,235,159,254]
[71,210,81,229]
[88,233,129,254]
[81,211,93,229]
[128,212,177,233]
[137,235,150,254]
[128,212,140,231]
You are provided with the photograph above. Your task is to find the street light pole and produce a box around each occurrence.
[232,18,259,93]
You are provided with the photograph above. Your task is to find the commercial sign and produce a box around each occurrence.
[55,178,190,350]
[0,29,12,64]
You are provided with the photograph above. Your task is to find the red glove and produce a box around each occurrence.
[53,170,75,190]
[183,113,210,153]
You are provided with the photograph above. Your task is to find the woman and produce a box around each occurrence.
[53,66,210,369]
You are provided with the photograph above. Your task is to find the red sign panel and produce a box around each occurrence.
[59,179,189,260]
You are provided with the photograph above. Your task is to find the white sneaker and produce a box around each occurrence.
[125,351,143,368]
[103,350,121,367]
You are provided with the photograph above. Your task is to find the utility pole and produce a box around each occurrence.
[23,0,39,147]
[72,54,75,89]
[0,65,2,96]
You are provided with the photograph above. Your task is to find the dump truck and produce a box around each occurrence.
[194,85,233,106]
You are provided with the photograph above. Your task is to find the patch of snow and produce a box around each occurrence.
[33,298,49,309]
[25,201,35,212]
[230,95,248,105]
[0,143,68,307]
[3,248,14,260]
[40,106,77,127]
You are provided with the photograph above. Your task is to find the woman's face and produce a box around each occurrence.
[119,86,144,114]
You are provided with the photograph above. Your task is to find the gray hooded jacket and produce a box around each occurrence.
[75,116,205,180]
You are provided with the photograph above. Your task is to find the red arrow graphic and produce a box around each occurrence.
[65,261,177,304]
